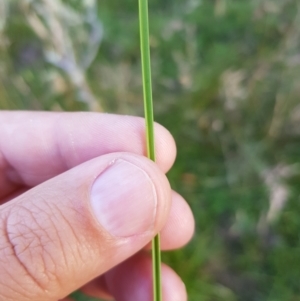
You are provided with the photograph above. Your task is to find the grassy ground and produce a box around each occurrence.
[1,0,300,300]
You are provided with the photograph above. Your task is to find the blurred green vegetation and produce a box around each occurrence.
[1,0,300,300]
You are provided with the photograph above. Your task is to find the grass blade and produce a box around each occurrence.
[138,1,162,301]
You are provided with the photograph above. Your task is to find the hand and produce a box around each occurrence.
[0,111,194,301]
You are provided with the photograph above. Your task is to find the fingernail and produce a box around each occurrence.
[90,159,157,237]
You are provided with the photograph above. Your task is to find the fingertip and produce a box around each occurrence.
[144,190,195,251]
[160,191,195,250]
[154,122,177,173]
[162,264,188,301]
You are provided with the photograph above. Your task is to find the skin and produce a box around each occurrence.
[0,111,195,301]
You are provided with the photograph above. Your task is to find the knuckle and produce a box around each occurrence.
[0,196,81,299]
[6,205,50,290]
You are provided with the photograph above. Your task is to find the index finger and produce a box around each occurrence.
[0,111,176,198]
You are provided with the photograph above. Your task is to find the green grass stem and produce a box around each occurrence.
[138,1,162,301]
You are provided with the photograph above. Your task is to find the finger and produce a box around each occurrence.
[143,191,195,251]
[155,191,194,250]
[0,111,176,198]
[0,153,172,301]
[104,253,187,301]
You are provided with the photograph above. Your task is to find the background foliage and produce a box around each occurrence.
[1,0,300,300]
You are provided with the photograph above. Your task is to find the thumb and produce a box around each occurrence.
[0,153,171,301]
